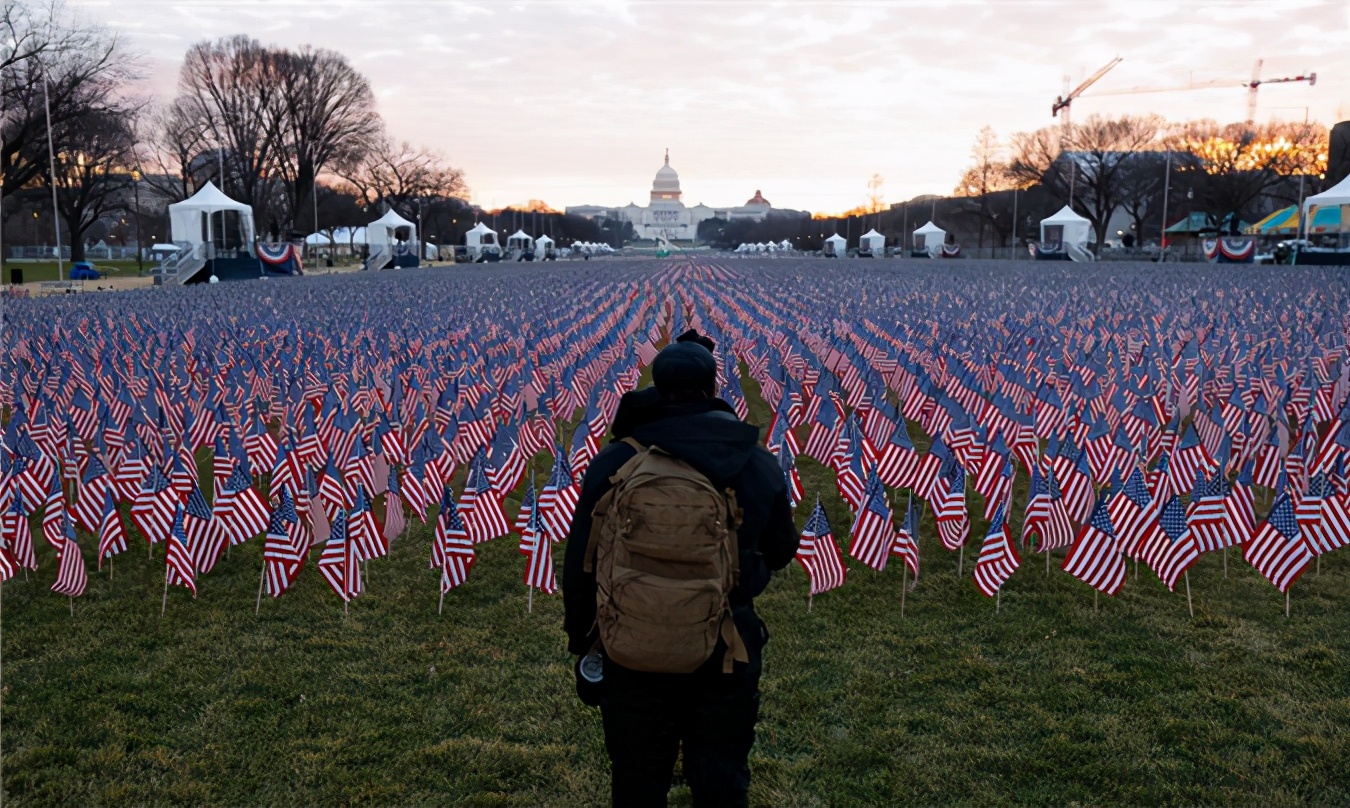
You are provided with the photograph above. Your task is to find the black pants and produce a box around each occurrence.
[600,658,760,807]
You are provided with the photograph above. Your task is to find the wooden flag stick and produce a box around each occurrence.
[1285,589,1290,618]
[160,574,169,618]
[1046,548,1051,577]
[527,585,534,614]
[255,564,266,615]
[1184,571,1194,619]
[1094,589,1099,613]
[148,539,154,561]
[69,596,74,618]
[438,588,445,616]
[958,544,964,578]
[807,593,813,612]
[344,599,349,616]
[900,564,908,618]
[996,588,1001,613]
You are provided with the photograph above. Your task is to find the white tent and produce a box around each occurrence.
[168,181,254,251]
[912,221,946,251]
[535,234,555,257]
[779,240,792,251]
[1302,174,1350,238]
[1302,173,1350,213]
[859,228,885,257]
[823,233,847,257]
[506,229,534,253]
[1039,205,1092,246]
[367,209,417,248]
[469,223,502,249]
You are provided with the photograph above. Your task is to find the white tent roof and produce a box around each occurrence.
[824,234,847,244]
[171,181,251,214]
[536,234,555,246]
[150,243,181,252]
[468,222,495,236]
[913,221,945,235]
[1040,205,1091,225]
[168,181,254,246]
[1303,173,1350,212]
[862,229,884,239]
[369,209,416,230]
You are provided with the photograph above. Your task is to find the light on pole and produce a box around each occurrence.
[132,169,143,273]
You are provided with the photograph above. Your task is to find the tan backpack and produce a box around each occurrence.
[585,438,749,674]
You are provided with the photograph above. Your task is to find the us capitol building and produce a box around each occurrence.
[565,151,772,243]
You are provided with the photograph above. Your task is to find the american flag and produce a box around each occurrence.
[184,480,225,574]
[973,502,1019,597]
[796,499,846,595]
[51,515,87,598]
[457,448,511,544]
[165,504,197,597]
[1298,473,1350,556]
[262,489,306,598]
[519,494,556,595]
[219,461,271,546]
[513,475,537,538]
[1144,496,1201,592]
[889,493,920,580]
[1062,494,1126,596]
[848,471,895,572]
[537,446,579,542]
[131,465,178,546]
[2,489,36,572]
[382,469,407,542]
[96,488,128,567]
[317,508,361,602]
[437,489,476,593]
[1243,491,1313,594]
[347,486,387,562]
[1187,471,1232,554]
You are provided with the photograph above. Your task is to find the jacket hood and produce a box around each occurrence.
[629,405,761,484]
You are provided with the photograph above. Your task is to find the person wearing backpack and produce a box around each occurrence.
[563,330,800,808]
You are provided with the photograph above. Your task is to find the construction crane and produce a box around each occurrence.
[1246,59,1316,124]
[1052,56,1123,125]
[1083,59,1316,124]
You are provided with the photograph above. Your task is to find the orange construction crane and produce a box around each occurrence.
[1052,56,1123,125]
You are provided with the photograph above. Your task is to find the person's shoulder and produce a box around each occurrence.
[741,444,785,490]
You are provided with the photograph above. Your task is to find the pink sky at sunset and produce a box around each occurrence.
[77,0,1349,214]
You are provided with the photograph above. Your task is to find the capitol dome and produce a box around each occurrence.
[650,150,682,203]
[744,189,770,208]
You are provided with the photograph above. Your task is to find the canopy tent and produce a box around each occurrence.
[465,222,498,248]
[535,234,555,256]
[168,182,254,250]
[823,233,847,257]
[150,243,182,253]
[1165,212,1249,234]
[367,209,417,248]
[506,230,534,251]
[859,228,885,256]
[1301,174,1350,236]
[1246,205,1341,236]
[1302,172,1350,214]
[1039,206,1092,246]
[912,221,946,250]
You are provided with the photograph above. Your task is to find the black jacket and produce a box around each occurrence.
[562,390,800,656]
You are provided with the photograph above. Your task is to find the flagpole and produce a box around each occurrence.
[807,593,813,612]
[255,564,266,615]
[996,588,1001,613]
[1184,571,1193,618]
[160,573,169,618]
[958,544,964,578]
[527,585,533,614]
[1284,588,1290,618]
[900,564,907,618]
[438,587,445,616]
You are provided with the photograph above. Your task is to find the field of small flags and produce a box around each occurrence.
[3,259,1349,805]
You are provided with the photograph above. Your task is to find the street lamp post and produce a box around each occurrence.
[132,169,143,273]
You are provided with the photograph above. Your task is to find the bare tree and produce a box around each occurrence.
[1170,119,1327,232]
[1009,114,1164,248]
[44,106,137,261]
[954,126,1020,247]
[135,98,213,204]
[1,1,134,203]
[174,35,283,212]
[272,46,381,234]
[337,139,467,219]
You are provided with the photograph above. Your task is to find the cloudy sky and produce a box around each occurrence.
[76,0,1349,213]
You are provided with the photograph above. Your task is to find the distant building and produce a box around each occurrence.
[565,151,772,242]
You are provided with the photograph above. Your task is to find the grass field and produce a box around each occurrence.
[3,370,1348,805]
[2,260,144,284]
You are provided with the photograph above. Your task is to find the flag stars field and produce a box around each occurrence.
[1,258,1349,804]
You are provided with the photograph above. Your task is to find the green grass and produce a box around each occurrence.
[3,260,145,283]
[3,369,1348,805]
